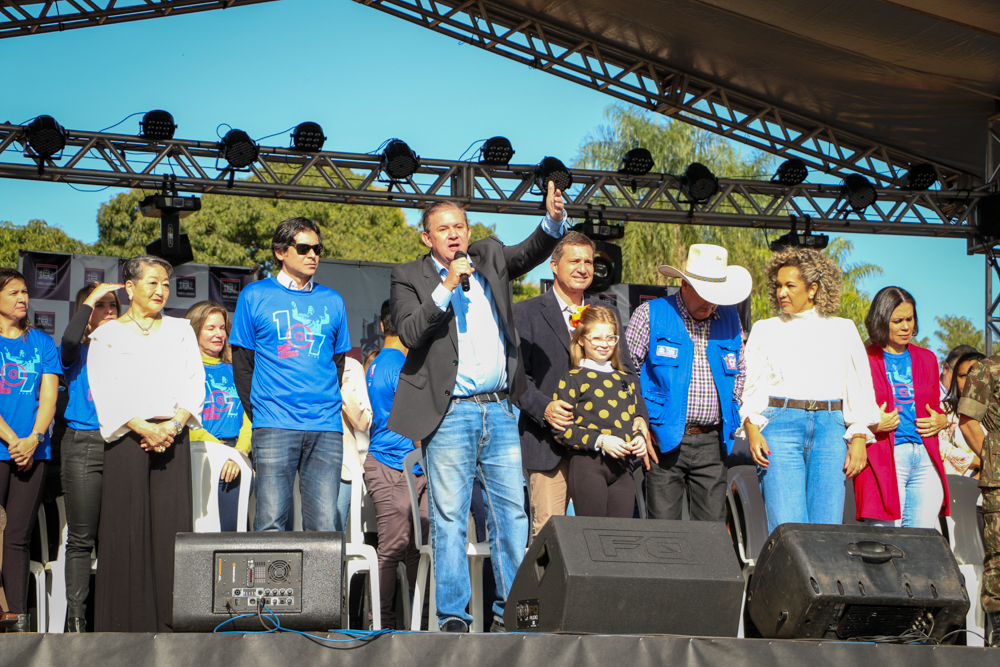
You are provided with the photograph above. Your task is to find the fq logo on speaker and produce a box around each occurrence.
[583,530,694,564]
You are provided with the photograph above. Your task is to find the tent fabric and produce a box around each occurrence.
[493,0,1000,177]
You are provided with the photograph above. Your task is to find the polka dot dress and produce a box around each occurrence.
[554,367,641,451]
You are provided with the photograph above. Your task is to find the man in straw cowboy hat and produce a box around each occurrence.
[624,244,752,521]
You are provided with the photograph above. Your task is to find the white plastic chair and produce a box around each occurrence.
[27,503,49,632]
[402,449,490,632]
[190,441,252,532]
[343,454,381,631]
[725,465,768,639]
[43,496,68,634]
[945,475,986,647]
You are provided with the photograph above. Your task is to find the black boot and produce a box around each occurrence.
[65,617,87,633]
[6,614,31,633]
[989,611,1000,647]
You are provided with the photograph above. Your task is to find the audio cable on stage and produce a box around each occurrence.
[213,604,393,645]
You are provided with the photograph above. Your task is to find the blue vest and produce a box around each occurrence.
[640,295,742,454]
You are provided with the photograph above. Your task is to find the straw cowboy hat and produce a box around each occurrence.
[658,244,752,306]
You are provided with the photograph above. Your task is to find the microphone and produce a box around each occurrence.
[453,250,471,292]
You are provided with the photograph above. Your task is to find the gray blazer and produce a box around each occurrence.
[388,224,560,443]
[515,289,649,472]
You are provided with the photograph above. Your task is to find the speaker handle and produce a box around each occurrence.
[845,541,903,563]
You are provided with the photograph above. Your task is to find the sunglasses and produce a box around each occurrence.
[290,243,324,256]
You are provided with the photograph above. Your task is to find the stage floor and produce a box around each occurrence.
[1,631,996,667]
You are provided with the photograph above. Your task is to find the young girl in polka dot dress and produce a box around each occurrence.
[554,304,647,518]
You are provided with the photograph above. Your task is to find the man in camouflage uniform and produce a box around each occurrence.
[957,356,1000,645]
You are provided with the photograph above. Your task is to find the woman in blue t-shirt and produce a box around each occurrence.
[854,286,949,528]
[185,301,252,532]
[0,268,61,632]
[59,281,121,632]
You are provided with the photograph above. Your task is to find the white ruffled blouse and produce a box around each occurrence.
[738,308,879,442]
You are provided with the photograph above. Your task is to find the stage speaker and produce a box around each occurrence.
[979,193,1000,238]
[747,523,970,641]
[504,516,744,636]
[173,531,346,632]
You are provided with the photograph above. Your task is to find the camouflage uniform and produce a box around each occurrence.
[957,356,1000,614]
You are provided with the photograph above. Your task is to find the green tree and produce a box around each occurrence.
[0,219,92,268]
[513,276,541,303]
[932,315,984,358]
[575,104,881,331]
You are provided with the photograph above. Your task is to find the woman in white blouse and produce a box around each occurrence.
[87,255,205,632]
[741,247,879,532]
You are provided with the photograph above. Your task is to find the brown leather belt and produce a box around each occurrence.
[685,423,721,435]
[768,397,843,411]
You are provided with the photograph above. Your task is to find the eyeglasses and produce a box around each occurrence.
[583,335,619,346]
[291,242,323,256]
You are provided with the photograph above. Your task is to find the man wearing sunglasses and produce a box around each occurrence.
[230,217,352,532]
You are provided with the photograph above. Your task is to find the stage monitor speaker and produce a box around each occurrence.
[747,523,970,641]
[173,531,346,632]
[504,516,744,636]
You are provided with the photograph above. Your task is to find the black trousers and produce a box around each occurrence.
[95,430,192,633]
[567,451,635,518]
[61,427,105,620]
[645,431,727,522]
[0,459,46,614]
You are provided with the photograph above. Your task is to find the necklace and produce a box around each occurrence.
[126,310,159,336]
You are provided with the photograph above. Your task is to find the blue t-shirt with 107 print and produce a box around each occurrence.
[229,277,351,432]
[0,328,61,460]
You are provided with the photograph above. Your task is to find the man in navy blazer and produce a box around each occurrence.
[515,231,649,538]
[389,183,566,633]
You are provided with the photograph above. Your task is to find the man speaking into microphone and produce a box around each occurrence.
[388,182,566,633]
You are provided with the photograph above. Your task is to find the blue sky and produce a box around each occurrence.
[0,0,986,348]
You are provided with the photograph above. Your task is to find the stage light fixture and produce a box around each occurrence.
[139,110,176,140]
[841,174,877,211]
[773,158,808,186]
[618,148,654,176]
[679,162,719,202]
[768,216,828,251]
[25,115,66,159]
[903,163,937,190]
[219,129,259,170]
[534,156,573,193]
[478,136,515,166]
[381,139,420,180]
[291,122,326,152]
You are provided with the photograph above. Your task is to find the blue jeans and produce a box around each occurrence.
[865,442,944,530]
[758,403,848,533]
[252,428,343,532]
[422,398,528,627]
[333,480,351,532]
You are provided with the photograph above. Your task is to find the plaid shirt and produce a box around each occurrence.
[625,297,746,425]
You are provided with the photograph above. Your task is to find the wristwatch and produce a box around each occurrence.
[33,432,44,445]
[170,418,183,434]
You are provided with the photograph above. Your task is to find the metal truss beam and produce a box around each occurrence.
[981,111,1000,353]
[0,0,277,39]
[0,124,983,240]
[355,0,973,191]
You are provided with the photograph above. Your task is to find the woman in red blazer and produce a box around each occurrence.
[854,286,949,528]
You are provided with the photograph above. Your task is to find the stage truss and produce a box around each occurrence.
[353,0,973,193]
[0,123,983,240]
[0,0,276,39]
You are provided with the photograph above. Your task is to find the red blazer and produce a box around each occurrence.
[853,344,949,521]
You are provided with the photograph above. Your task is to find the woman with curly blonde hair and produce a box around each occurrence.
[740,247,879,532]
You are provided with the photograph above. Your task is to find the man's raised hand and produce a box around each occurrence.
[546,180,566,222]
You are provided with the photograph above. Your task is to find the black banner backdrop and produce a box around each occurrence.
[22,251,72,302]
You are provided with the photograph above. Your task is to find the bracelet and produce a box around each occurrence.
[170,418,182,434]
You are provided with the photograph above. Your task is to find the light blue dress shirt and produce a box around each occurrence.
[430,214,565,397]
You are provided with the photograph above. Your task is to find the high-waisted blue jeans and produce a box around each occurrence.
[758,402,848,533]
[422,398,528,627]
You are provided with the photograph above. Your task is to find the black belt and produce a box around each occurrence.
[455,390,508,405]
[768,397,843,411]
[685,423,721,435]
